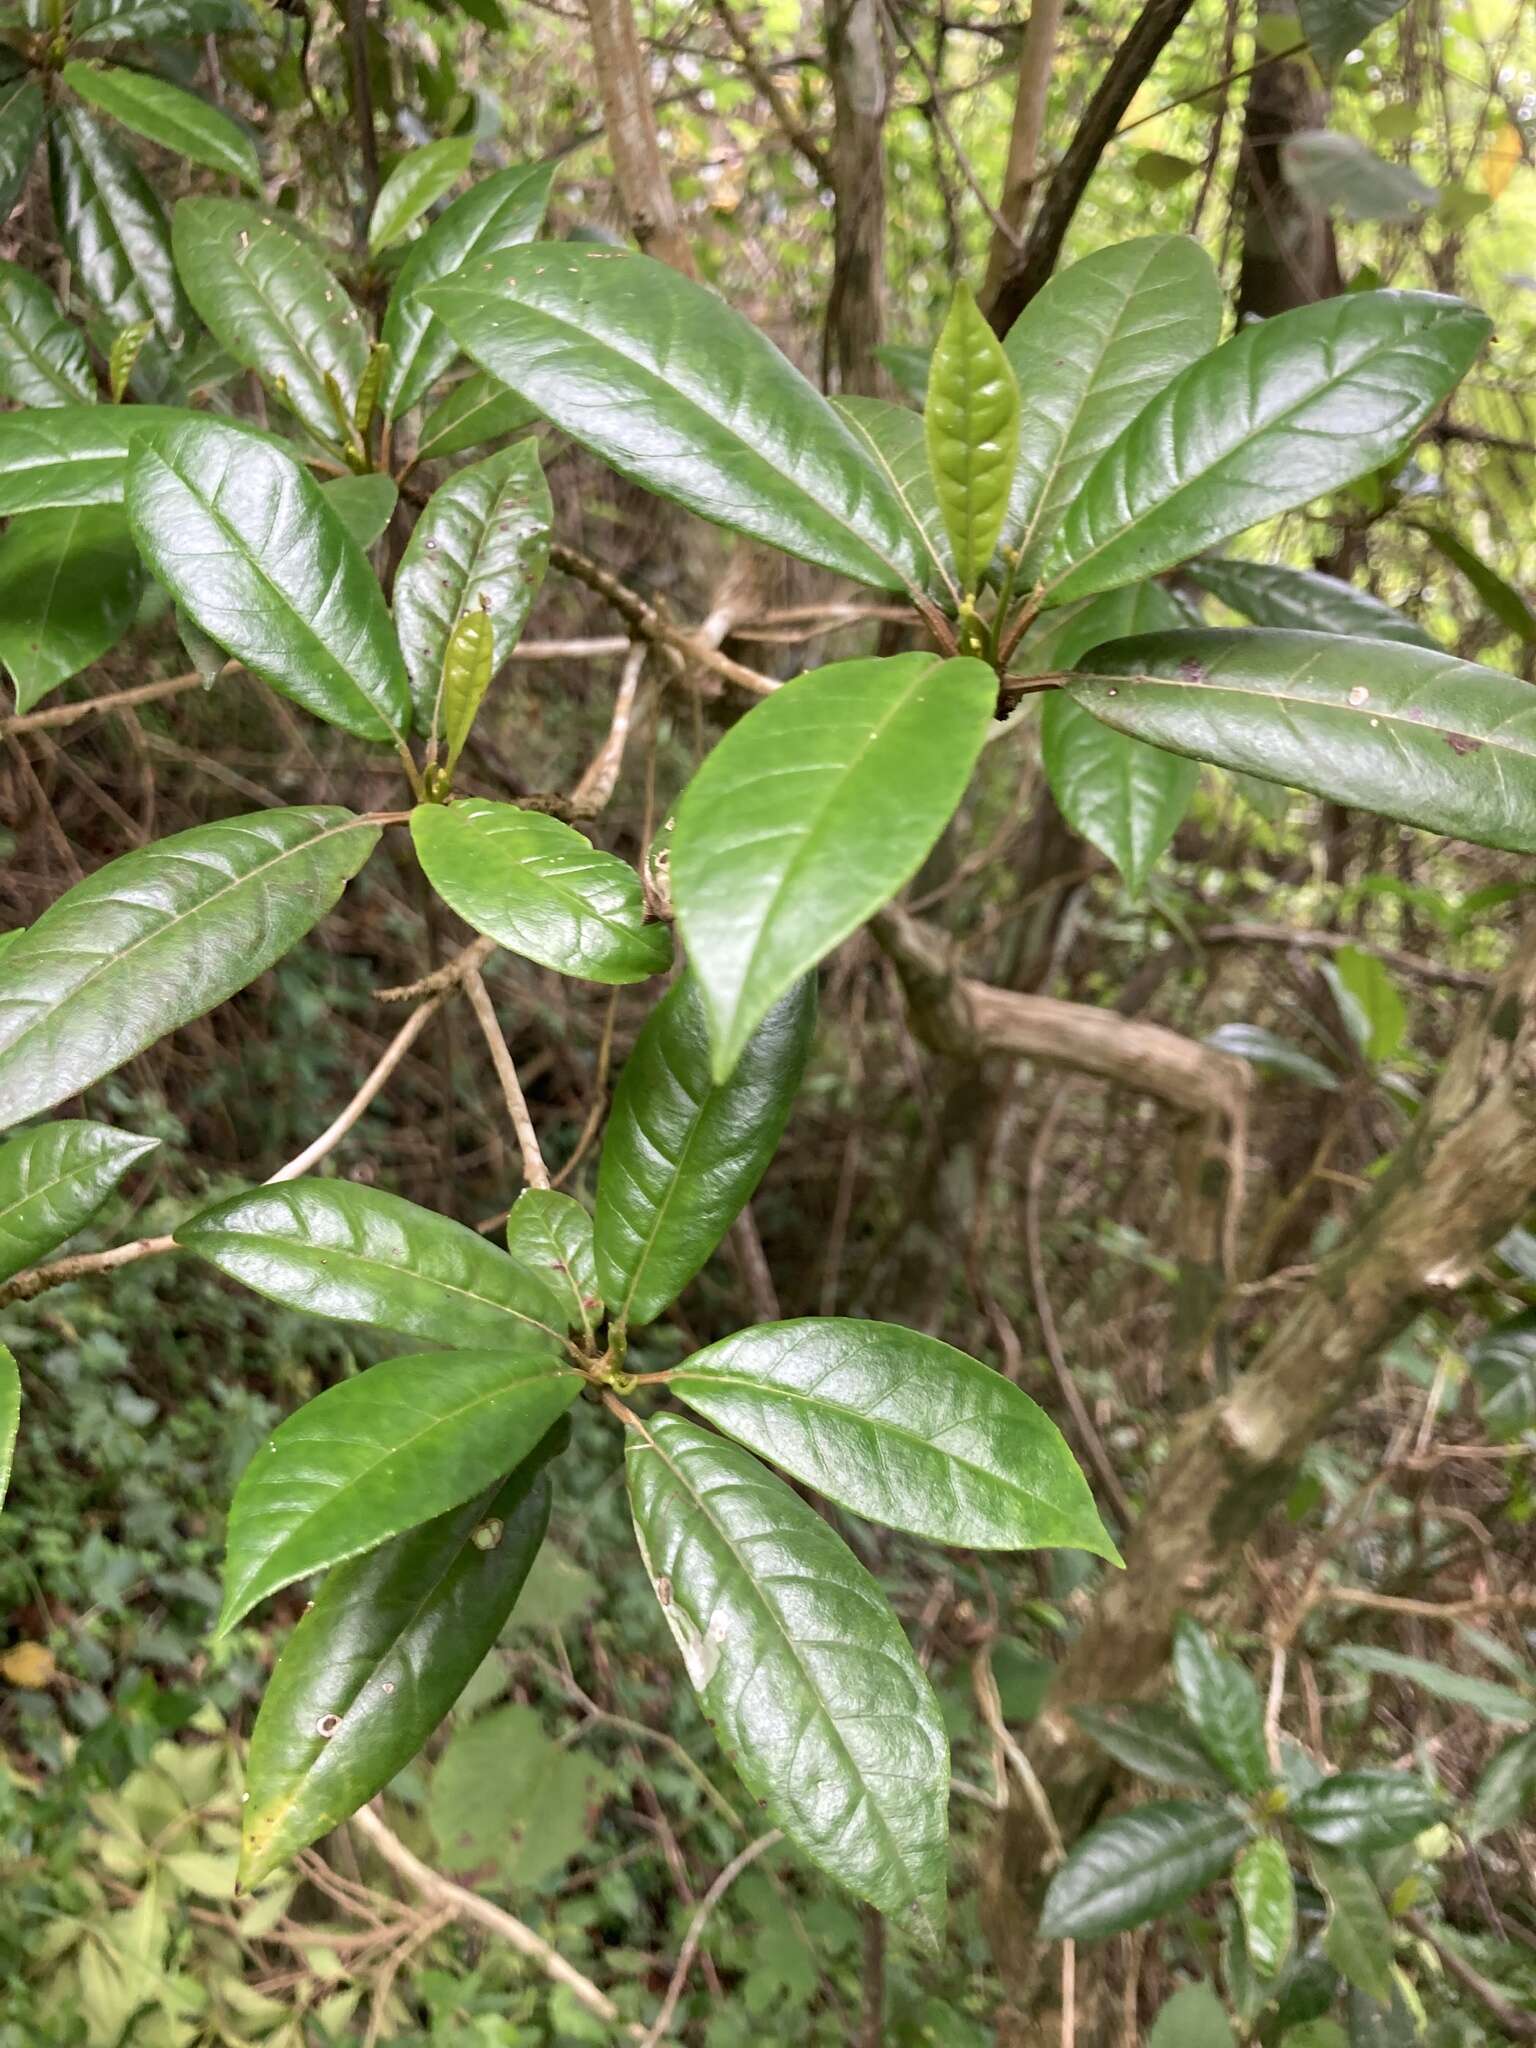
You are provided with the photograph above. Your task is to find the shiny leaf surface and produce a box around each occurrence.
[0,260,95,406]
[595,972,814,1327]
[834,395,956,599]
[1298,0,1409,74]
[1172,1617,1272,1795]
[411,800,672,984]
[1289,1770,1440,1850]
[923,283,1018,592]
[318,472,397,550]
[1070,1703,1229,1791]
[1313,1851,1394,2002]
[71,0,250,40]
[49,105,187,347]
[217,1349,581,1634]
[505,1190,600,1339]
[673,1317,1116,1555]
[1039,1800,1249,1942]
[1233,1836,1295,1975]
[368,138,473,255]
[0,506,143,712]
[439,612,492,768]
[63,63,260,191]
[672,653,995,1078]
[0,78,43,221]
[0,1120,158,1284]
[0,404,273,516]
[627,1414,949,1942]
[1187,556,1434,647]
[0,807,377,1131]
[414,370,540,462]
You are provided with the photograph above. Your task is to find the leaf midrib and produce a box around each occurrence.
[195,213,358,431]
[0,1136,142,1241]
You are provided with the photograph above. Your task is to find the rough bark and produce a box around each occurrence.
[586,0,698,276]
[1237,0,1341,320]
[979,920,1536,2045]
[979,0,1064,317]
[823,0,891,394]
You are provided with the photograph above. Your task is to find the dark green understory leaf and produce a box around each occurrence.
[71,0,251,41]
[1069,1703,1231,1791]
[0,506,143,712]
[414,371,541,463]
[1312,1850,1394,2002]
[627,1413,949,1943]
[1466,1728,1536,1840]
[49,105,187,353]
[1186,557,1434,648]
[0,77,44,223]
[1039,1800,1250,1942]
[1233,1836,1295,1976]
[1288,1770,1440,1851]
[63,62,261,191]
[319,472,398,550]
[0,260,96,407]
[1466,1312,1536,1443]
[0,1121,159,1284]
[0,808,378,1132]
[1331,1642,1534,1722]
[0,404,275,516]
[1298,0,1410,75]
[1172,1616,1273,1796]
[672,1317,1117,1556]
[217,1348,582,1635]
[368,137,474,256]
[505,1190,600,1340]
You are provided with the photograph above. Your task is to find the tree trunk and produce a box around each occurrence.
[823,0,891,395]
[586,0,697,276]
[979,0,1063,317]
[1237,0,1341,320]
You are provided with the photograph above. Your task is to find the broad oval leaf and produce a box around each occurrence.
[1039,1800,1250,1942]
[0,78,44,222]
[0,807,377,1132]
[834,396,957,599]
[415,370,540,463]
[924,283,1018,593]
[0,1120,159,1284]
[505,1189,599,1339]
[1001,235,1222,572]
[627,1413,949,1942]
[1299,0,1410,76]
[178,1177,569,1353]
[1186,556,1434,647]
[126,417,411,743]
[240,1436,557,1883]
[318,471,398,550]
[1070,1703,1230,1791]
[595,971,814,1328]
[0,1343,16,1514]
[49,105,187,350]
[0,506,143,712]
[0,404,276,516]
[672,1317,1117,1557]
[172,199,367,447]
[393,440,551,732]
[411,800,672,985]
[1069,629,1536,855]
[1043,292,1490,604]
[1172,1616,1273,1796]
[1466,1727,1536,1841]
[0,260,96,407]
[672,653,995,1079]
[62,63,261,191]
[217,1348,582,1635]
[421,246,929,592]
[369,138,474,255]
[380,163,554,420]
[1288,1769,1440,1851]
[1312,1850,1394,2003]
[1233,1836,1295,1976]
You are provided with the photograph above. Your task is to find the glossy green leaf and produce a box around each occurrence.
[505,1190,599,1340]
[178,1177,569,1354]
[63,63,260,191]
[1069,629,1536,856]
[1147,1985,1235,2048]
[1037,583,1197,893]
[71,0,251,41]
[0,506,143,712]
[0,404,274,516]
[1466,1312,1536,1443]
[1322,948,1405,1064]
[393,440,551,733]
[439,612,492,768]
[240,1434,557,1884]
[1332,1643,1534,1722]
[595,971,814,1327]
[421,246,929,592]
[0,77,43,221]
[1043,293,1489,604]
[835,395,957,599]
[1234,1836,1295,1975]
[1186,558,1434,648]
[1039,1800,1249,1942]
[1282,131,1435,223]
[1466,1728,1536,1840]
[126,416,411,744]
[0,1344,16,1514]
[1298,0,1409,74]
[923,283,1018,592]
[627,1413,949,1942]
[49,105,187,348]
[1069,1703,1230,1791]
[414,370,540,463]
[369,138,474,255]
[380,163,553,421]
[0,1120,158,1284]
[1289,1770,1440,1851]
[217,1349,581,1635]
[0,260,95,406]
[673,1317,1116,1556]
[411,800,672,985]
[1001,236,1222,572]
[1202,1023,1338,1092]
[1313,1851,1394,2003]
[1418,523,1536,645]
[318,472,398,550]
[672,653,994,1079]
[0,807,377,1132]
[172,199,367,447]
[1172,1617,1272,1796]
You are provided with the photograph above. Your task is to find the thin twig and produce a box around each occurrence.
[463,970,551,1189]
[638,1832,783,2048]
[572,644,647,813]
[2,668,208,737]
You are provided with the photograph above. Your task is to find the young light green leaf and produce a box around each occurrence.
[835,395,957,599]
[178,1177,569,1353]
[172,199,368,447]
[411,800,672,985]
[1288,1770,1440,1851]
[0,1344,16,1514]
[1467,1313,1536,1444]
[318,472,398,551]
[1466,1728,1536,1840]
[1233,1836,1295,1975]
[0,403,276,516]
[1039,1800,1250,1942]
[125,417,411,744]
[923,283,1018,592]
[1068,629,1536,856]
[1147,1984,1235,2048]
[1332,1642,1535,1722]
[673,1317,1117,1557]
[49,105,187,348]
[1172,1616,1273,1796]
[1043,293,1489,604]
[439,612,493,769]
[0,506,143,712]
[1323,947,1405,1064]
[240,1437,557,1884]
[369,138,474,255]
[0,808,378,1131]
[627,1414,949,1943]
[217,1349,582,1635]
[1001,235,1222,572]
[1186,557,1434,648]
[109,320,151,402]
[420,247,930,592]
[672,653,995,1079]
[505,1190,599,1340]
[1418,522,1536,645]
[0,260,96,407]
[63,62,261,191]
[0,1121,159,1284]
[1069,1704,1230,1791]
[1298,0,1409,75]
[0,77,44,222]
[1312,1850,1394,2003]
[353,342,388,437]
[393,440,551,734]
[414,370,540,463]
[380,163,554,420]
[595,972,814,1328]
